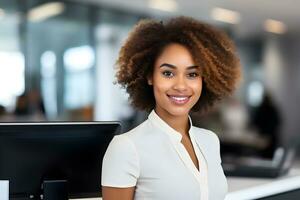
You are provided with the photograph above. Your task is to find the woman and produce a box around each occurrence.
[101,16,241,200]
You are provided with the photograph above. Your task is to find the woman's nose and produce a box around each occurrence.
[173,75,188,91]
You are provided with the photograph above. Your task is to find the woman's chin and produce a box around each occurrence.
[164,106,191,117]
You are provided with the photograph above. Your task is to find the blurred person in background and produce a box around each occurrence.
[0,105,7,119]
[101,16,241,200]
[250,92,281,158]
[14,93,30,116]
[13,90,46,121]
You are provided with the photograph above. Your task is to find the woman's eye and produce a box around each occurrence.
[162,71,174,77]
[188,72,199,78]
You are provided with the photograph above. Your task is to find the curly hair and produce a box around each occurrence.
[116,16,241,114]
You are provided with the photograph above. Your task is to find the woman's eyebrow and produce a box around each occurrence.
[186,65,200,70]
[160,63,176,69]
[160,63,199,69]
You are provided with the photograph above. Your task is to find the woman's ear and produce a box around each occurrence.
[147,76,153,85]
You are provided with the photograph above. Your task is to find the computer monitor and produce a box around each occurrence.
[0,122,121,200]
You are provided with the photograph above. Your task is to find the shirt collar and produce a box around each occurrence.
[148,109,193,143]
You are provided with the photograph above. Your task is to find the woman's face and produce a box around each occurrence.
[148,43,202,118]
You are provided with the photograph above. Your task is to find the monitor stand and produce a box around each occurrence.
[42,180,67,200]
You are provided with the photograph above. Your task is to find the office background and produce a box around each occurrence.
[0,0,300,161]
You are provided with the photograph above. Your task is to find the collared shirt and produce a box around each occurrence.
[102,110,228,200]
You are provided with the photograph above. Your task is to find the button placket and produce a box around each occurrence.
[192,134,209,200]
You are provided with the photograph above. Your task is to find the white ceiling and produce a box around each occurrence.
[71,0,300,39]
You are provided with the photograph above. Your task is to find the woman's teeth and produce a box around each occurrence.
[168,96,190,104]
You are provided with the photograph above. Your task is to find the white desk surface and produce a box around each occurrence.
[225,167,300,200]
[73,164,300,200]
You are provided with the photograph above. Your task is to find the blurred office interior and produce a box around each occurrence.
[0,0,300,161]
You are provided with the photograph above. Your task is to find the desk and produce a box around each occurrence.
[72,168,300,200]
[225,167,300,200]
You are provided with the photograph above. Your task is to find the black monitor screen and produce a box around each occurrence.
[0,122,121,199]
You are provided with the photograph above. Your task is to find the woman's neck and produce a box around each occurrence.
[154,108,190,137]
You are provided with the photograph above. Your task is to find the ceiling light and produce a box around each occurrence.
[264,19,287,34]
[148,0,178,12]
[28,2,65,22]
[211,7,240,24]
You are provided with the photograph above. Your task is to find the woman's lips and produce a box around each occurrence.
[167,95,191,105]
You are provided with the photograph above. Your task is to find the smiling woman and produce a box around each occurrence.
[101,16,241,200]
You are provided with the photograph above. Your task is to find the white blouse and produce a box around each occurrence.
[102,110,228,200]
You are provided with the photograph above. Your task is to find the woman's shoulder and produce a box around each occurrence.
[102,125,144,170]
[105,119,151,151]
[120,119,156,141]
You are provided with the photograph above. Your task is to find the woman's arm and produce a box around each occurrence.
[101,135,139,200]
[102,186,135,200]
